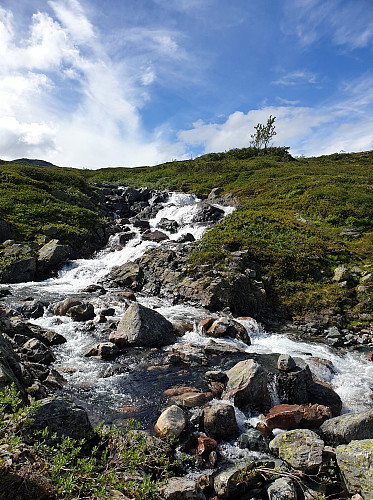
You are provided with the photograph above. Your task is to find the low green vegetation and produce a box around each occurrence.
[85,147,373,322]
[1,147,372,321]
[0,163,101,243]
[0,385,178,499]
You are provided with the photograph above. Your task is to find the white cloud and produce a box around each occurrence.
[179,75,373,157]
[0,116,56,158]
[283,0,373,49]
[273,71,317,86]
[0,1,190,167]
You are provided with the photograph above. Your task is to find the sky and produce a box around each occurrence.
[0,0,373,168]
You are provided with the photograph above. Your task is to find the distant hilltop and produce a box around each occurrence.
[0,158,57,168]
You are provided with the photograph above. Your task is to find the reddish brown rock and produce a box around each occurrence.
[164,387,199,396]
[366,351,373,361]
[265,404,304,430]
[197,435,218,456]
[301,403,332,429]
[265,403,332,431]
[198,317,214,332]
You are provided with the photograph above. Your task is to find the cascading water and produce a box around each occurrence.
[2,192,373,433]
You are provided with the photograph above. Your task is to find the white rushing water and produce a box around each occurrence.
[3,192,373,428]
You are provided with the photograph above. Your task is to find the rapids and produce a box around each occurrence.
[2,192,373,434]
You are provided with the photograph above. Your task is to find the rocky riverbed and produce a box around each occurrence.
[1,187,373,499]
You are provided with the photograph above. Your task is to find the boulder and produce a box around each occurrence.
[206,317,251,345]
[320,411,373,446]
[30,396,93,439]
[276,358,312,405]
[222,359,271,412]
[177,233,195,243]
[157,218,179,233]
[84,342,119,359]
[307,379,342,417]
[197,435,218,457]
[265,404,304,431]
[169,391,212,408]
[19,300,45,319]
[154,405,187,438]
[23,339,55,365]
[277,354,296,372]
[159,477,206,500]
[37,239,70,274]
[203,402,239,441]
[109,302,176,348]
[336,439,373,498]
[109,262,143,290]
[267,477,297,500]
[192,202,225,223]
[237,428,270,453]
[270,429,324,473]
[66,302,95,322]
[52,297,82,316]
[265,403,331,431]
[142,229,169,242]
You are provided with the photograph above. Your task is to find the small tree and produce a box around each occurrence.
[250,115,277,151]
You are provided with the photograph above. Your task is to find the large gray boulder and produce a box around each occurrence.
[320,411,373,446]
[270,429,324,473]
[109,302,176,348]
[222,359,271,412]
[267,477,297,500]
[30,396,93,440]
[37,239,70,274]
[206,317,251,345]
[336,439,373,498]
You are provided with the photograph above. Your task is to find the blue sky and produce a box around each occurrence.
[0,0,373,168]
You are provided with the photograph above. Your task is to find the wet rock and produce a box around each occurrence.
[206,317,251,345]
[19,300,46,319]
[158,218,179,233]
[84,342,119,359]
[109,262,144,290]
[142,229,169,242]
[159,477,207,500]
[270,429,324,473]
[81,284,107,295]
[109,302,176,348]
[237,428,270,453]
[320,411,373,446]
[204,370,227,382]
[267,477,297,500]
[277,354,296,372]
[177,233,195,243]
[301,403,331,429]
[307,379,342,417]
[154,405,187,438]
[203,402,239,441]
[23,339,55,365]
[204,338,246,356]
[222,359,271,412]
[192,202,225,224]
[52,297,82,316]
[276,358,312,405]
[197,435,218,457]
[336,439,373,498]
[132,219,150,230]
[66,302,95,322]
[198,317,215,333]
[30,396,93,439]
